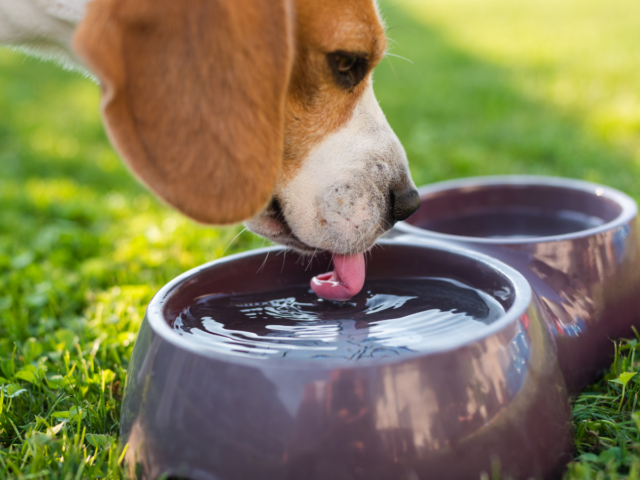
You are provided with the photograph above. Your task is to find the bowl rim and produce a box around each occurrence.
[144,238,533,369]
[395,175,637,245]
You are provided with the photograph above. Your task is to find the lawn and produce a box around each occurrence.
[0,0,639,478]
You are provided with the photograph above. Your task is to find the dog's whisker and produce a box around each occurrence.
[381,218,395,231]
[385,36,400,47]
[357,227,367,254]
[379,0,411,16]
[384,55,398,80]
[281,249,288,274]
[384,52,413,64]
[383,25,408,32]
[306,241,323,272]
[305,253,315,271]
[256,248,271,273]
[221,227,247,257]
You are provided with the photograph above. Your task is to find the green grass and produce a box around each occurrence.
[566,337,640,480]
[0,46,265,478]
[0,0,639,477]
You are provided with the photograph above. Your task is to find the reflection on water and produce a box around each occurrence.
[172,278,506,363]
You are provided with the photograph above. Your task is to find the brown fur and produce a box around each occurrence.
[73,0,384,224]
[282,0,386,181]
[73,0,293,224]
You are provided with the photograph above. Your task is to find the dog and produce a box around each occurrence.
[0,0,420,300]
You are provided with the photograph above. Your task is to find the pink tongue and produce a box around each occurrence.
[310,253,365,301]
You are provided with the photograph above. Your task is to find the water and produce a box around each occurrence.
[172,278,506,363]
[420,208,605,239]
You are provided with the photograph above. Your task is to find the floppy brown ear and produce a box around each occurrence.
[73,0,293,224]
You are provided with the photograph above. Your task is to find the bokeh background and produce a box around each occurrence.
[0,0,639,477]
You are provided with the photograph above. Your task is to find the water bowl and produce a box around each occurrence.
[121,240,572,480]
[395,175,640,391]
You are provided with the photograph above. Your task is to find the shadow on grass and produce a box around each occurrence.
[374,3,639,200]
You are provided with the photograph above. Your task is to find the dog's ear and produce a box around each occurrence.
[73,0,293,224]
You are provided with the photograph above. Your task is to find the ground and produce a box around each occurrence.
[0,0,639,478]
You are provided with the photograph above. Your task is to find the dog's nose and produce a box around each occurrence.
[391,187,421,221]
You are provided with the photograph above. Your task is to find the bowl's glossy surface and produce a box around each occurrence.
[395,175,640,391]
[121,240,571,480]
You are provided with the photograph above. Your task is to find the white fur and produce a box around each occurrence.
[246,83,414,255]
[0,0,87,67]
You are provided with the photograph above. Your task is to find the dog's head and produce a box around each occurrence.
[74,0,419,256]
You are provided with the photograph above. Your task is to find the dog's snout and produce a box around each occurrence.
[391,187,420,221]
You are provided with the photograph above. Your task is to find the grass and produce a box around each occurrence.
[0,0,639,477]
[565,337,640,479]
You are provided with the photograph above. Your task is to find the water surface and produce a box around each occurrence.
[172,278,506,362]
[419,208,605,239]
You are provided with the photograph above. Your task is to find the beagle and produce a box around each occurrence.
[0,0,420,301]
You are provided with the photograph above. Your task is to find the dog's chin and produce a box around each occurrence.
[245,199,387,256]
[244,202,319,255]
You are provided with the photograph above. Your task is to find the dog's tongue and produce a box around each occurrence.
[310,253,365,301]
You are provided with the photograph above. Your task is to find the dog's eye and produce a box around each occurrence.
[328,52,368,90]
[337,55,357,72]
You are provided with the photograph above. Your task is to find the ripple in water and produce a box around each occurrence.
[172,278,506,362]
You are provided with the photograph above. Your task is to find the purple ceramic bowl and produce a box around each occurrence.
[121,240,571,480]
[394,175,640,392]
